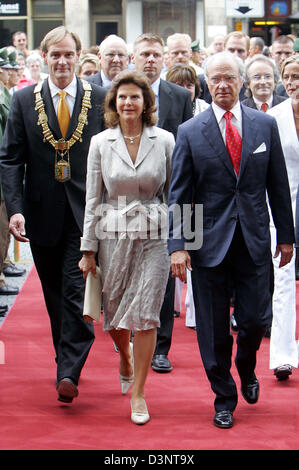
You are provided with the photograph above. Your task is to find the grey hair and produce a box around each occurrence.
[26,52,44,68]
[99,35,128,56]
[204,51,245,81]
[244,54,280,95]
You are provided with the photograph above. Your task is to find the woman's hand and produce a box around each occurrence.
[78,253,97,279]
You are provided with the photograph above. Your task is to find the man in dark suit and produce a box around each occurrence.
[199,31,249,104]
[168,52,294,428]
[133,33,193,372]
[0,26,106,403]
[242,54,287,111]
[87,35,129,88]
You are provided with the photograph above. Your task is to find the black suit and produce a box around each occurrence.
[154,79,193,357]
[0,77,106,385]
[241,94,287,109]
[86,71,104,87]
[168,104,294,411]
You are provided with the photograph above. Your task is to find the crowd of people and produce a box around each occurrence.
[0,25,298,429]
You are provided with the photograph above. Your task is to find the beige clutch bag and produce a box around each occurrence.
[83,266,102,322]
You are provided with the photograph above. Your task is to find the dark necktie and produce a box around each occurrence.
[224,111,242,176]
[261,103,268,113]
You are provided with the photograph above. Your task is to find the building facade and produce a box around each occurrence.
[0,0,298,50]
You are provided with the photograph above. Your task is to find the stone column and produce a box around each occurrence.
[64,0,90,49]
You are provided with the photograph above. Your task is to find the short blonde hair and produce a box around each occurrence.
[167,33,192,48]
[40,26,81,54]
[281,54,299,78]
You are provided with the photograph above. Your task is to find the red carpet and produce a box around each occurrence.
[0,266,299,450]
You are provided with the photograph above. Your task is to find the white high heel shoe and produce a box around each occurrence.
[130,399,150,425]
[119,342,134,395]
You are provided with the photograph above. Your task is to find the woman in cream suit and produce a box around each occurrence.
[268,55,299,380]
[79,70,174,424]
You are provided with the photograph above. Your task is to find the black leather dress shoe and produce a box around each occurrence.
[3,264,26,277]
[241,373,259,404]
[151,354,173,373]
[56,378,78,403]
[213,410,234,428]
[0,284,19,295]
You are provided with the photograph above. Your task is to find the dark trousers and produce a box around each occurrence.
[154,273,175,355]
[30,205,94,385]
[191,223,272,412]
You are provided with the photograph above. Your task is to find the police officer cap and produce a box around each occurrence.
[191,40,200,52]
[8,50,21,69]
[0,47,11,68]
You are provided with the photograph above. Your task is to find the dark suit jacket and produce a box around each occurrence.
[0,77,106,246]
[241,94,287,109]
[168,104,294,267]
[86,71,104,86]
[158,79,193,138]
[276,81,288,98]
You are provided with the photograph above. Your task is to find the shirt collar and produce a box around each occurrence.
[48,75,77,98]
[253,96,273,110]
[151,77,160,96]
[101,70,111,88]
[212,101,242,123]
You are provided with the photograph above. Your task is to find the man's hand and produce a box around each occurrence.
[274,243,293,267]
[170,250,192,283]
[9,213,29,242]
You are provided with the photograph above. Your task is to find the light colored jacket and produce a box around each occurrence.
[81,125,175,252]
[268,98,299,219]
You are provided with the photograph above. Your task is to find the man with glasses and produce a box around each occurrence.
[199,31,249,103]
[168,51,294,428]
[242,55,286,111]
[87,35,129,87]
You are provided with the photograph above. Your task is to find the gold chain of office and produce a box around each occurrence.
[34,79,92,182]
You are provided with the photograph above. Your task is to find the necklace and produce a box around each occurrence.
[123,133,141,144]
[34,79,92,183]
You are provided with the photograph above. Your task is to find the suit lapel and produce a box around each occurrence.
[201,108,236,178]
[41,77,84,140]
[67,77,83,139]
[238,104,259,178]
[41,79,61,139]
[135,127,155,168]
[157,80,171,128]
[109,127,135,169]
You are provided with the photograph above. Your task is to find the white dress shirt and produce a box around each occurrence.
[253,96,273,111]
[48,75,77,117]
[151,77,160,116]
[212,101,242,143]
[100,70,111,88]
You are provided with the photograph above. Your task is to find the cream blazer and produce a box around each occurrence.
[81,125,175,252]
[268,98,299,219]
